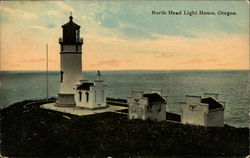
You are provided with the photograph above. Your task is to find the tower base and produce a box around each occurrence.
[55,93,76,107]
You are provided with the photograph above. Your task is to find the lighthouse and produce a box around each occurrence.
[55,15,83,107]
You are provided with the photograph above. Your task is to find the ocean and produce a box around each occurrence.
[0,70,249,127]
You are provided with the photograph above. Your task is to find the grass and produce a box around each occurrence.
[0,99,249,157]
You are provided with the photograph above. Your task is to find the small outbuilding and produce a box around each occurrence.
[128,90,167,121]
[74,76,106,110]
[180,93,225,127]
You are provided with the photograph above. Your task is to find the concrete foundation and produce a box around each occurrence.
[55,93,76,107]
[41,102,128,116]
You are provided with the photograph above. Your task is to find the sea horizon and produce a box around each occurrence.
[1,69,249,73]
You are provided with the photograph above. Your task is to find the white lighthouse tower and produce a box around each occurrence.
[55,15,83,107]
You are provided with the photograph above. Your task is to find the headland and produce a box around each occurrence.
[0,99,249,157]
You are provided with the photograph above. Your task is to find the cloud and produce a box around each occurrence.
[30,26,50,31]
[1,1,248,71]
[84,32,248,70]
[56,2,74,12]
[21,58,55,63]
[118,22,135,29]
[7,64,20,67]
[46,23,56,29]
[181,58,203,64]
[215,63,232,67]
[206,58,219,62]
[90,59,131,67]
[46,10,59,16]
[155,54,174,58]
[1,6,37,19]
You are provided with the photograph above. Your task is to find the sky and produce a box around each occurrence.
[0,1,249,71]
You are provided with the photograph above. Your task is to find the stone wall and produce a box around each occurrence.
[205,109,224,127]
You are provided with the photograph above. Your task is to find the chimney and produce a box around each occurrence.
[186,95,201,104]
[131,90,143,99]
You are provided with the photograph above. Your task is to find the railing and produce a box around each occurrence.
[59,38,83,43]
[106,98,128,107]
[59,38,63,43]
[77,38,83,43]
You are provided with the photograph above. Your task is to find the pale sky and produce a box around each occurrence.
[0,1,249,71]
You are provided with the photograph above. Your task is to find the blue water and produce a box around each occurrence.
[0,70,249,127]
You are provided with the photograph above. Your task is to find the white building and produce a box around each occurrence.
[128,90,167,121]
[180,93,225,127]
[75,75,107,109]
[55,15,106,109]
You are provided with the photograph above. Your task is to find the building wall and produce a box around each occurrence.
[181,95,225,127]
[75,89,92,108]
[205,109,224,127]
[75,81,106,109]
[181,102,209,126]
[60,54,82,94]
[128,92,147,120]
[186,96,201,104]
[128,91,166,121]
[147,103,166,121]
[91,80,106,108]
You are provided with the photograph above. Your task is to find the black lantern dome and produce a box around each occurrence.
[60,15,82,44]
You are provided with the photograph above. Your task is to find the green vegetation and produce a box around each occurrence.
[0,99,248,157]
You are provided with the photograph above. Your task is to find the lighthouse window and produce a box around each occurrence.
[76,30,80,41]
[85,92,89,102]
[79,91,82,102]
[60,71,64,82]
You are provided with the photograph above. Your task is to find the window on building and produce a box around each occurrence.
[85,92,89,102]
[60,71,64,83]
[79,91,82,102]
[102,90,104,101]
[94,90,96,103]
[189,104,197,111]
